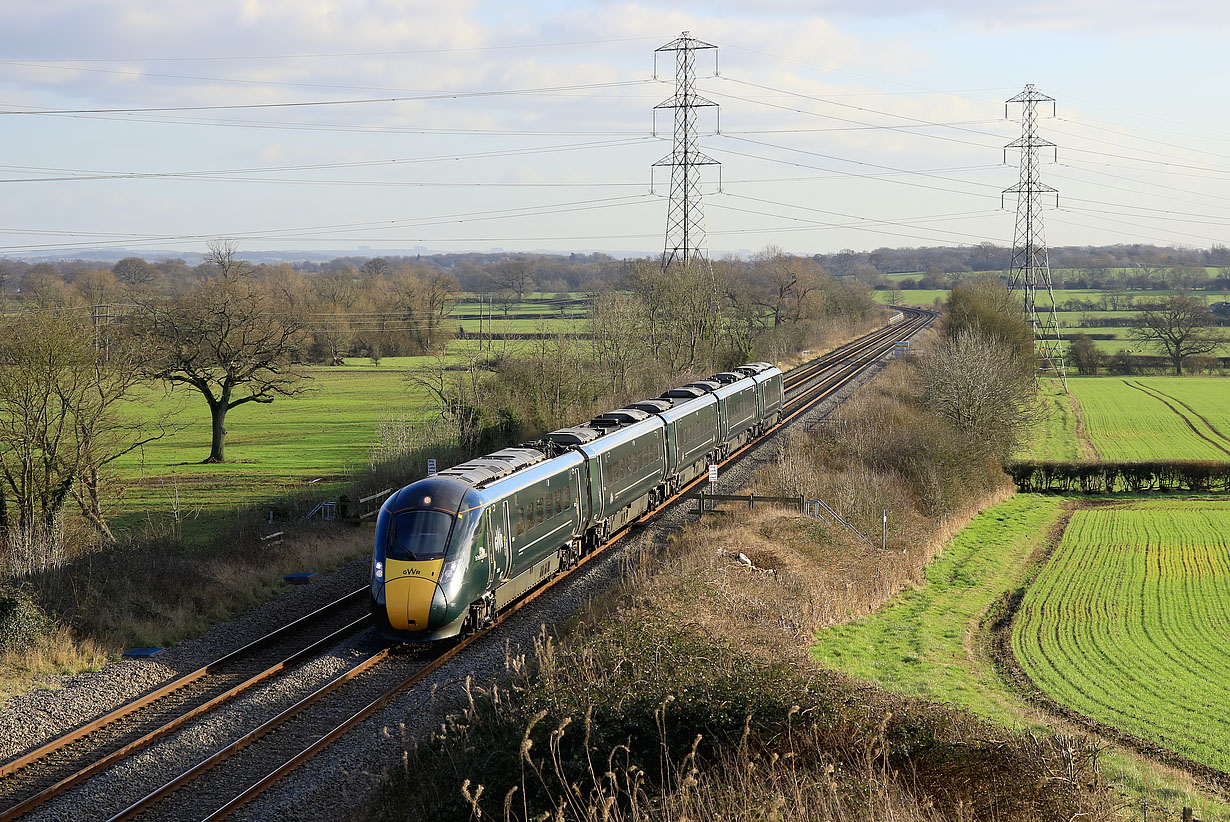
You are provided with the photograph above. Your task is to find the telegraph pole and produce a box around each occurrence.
[653,32,720,273]
[1004,84,1067,388]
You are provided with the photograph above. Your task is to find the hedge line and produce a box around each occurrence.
[1006,460,1230,493]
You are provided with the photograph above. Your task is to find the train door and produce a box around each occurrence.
[489,501,512,584]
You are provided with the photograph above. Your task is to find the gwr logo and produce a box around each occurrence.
[402,567,422,576]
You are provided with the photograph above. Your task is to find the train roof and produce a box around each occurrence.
[434,447,548,486]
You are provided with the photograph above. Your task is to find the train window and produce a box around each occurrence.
[546,491,554,519]
[536,498,544,525]
[554,489,562,513]
[516,509,524,535]
[564,485,572,508]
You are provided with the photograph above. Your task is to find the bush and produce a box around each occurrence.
[1005,460,1230,493]
[0,586,50,653]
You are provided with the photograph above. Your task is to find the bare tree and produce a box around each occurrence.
[112,257,158,289]
[132,277,307,463]
[490,259,535,301]
[0,311,165,566]
[1130,294,1226,375]
[360,257,392,278]
[203,238,252,281]
[917,328,1037,460]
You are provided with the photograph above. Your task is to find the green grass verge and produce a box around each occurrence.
[1020,380,1082,460]
[812,494,1061,720]
[1013,499,1230,772]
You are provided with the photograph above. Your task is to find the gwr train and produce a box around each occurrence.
[371,362,785,641]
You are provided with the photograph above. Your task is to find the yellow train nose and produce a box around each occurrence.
[383,559,443,631]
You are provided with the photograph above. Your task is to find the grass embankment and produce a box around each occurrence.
[1015,499,1230,773]
[371,506,1116,822]
[1019,376,1230,462]
[813,494,1061,719]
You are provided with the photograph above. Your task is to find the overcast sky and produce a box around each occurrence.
[2,0,1229,259]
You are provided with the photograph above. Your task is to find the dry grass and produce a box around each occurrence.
[0,523,371,701]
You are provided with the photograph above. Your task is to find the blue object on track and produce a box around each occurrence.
[283,572,317,585]
[122,647,164,659]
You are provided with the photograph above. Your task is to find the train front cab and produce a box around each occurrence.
[372,478,489,642]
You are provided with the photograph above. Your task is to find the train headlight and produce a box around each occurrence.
[439,559,460,587]
[374,561,384,580]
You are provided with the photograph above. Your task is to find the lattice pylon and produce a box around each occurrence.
[1004,83,1067,389]
[652,32,720,273]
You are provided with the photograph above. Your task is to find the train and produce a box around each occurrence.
[370,361,785,642]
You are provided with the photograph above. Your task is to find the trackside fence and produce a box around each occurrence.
[337,488,396,524]
[692,492,878,549]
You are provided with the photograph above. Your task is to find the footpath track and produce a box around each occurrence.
[0,308,933,822]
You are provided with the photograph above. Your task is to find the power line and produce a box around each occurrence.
[13,36,661,64]
[0,79,655,115]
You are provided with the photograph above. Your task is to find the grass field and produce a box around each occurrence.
[812,494,1062,719]
[1018,377,1230,462]
[1013,499,1230,772]
[109,357,435,530]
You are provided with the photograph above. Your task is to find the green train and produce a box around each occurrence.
[371,362,784,641]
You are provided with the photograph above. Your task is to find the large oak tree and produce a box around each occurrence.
[1130,294,1226,375]
[133,275,308,463]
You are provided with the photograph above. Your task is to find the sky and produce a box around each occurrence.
[2,0,1229,260]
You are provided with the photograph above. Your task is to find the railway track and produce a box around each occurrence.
[0,308,933,822]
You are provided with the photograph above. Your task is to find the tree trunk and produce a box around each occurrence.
[207,402,227,463]
[1174,351,1184,376]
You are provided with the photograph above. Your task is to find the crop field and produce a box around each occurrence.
[810,493,1230,816]
[1012,500,1230,772]
[1017,377,1230,462]
[1067,378,1230,461]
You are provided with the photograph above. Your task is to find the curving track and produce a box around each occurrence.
[0,307,933,822]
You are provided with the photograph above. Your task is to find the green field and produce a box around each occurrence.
[812,494,1062,719]
[1013,500,1230,772]
[1019,377,1230,461]
[109,357,435,527]
[810,494,1230,815]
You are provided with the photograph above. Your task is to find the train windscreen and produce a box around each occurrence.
[386,510,455,561]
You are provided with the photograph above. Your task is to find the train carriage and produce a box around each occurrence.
[544,410,667,540]
[628,392,720,490]
[713,373,760,452]
[371,361,787,643]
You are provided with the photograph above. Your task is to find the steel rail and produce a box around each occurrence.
[160,309,935,822]
[0,588,371,821]
[0,615,371,822]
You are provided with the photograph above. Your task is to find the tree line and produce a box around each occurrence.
[0,242,881,575]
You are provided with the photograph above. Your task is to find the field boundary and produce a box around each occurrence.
[985,499,1230,797]
[1069,394,1100,461]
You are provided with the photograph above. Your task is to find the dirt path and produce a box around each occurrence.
[1068,392,1100,460]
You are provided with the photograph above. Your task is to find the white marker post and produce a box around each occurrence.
[427,458,437,477]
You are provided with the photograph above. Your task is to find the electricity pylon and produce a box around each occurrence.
[653,32,720,273]
[1004,83,1067,388]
